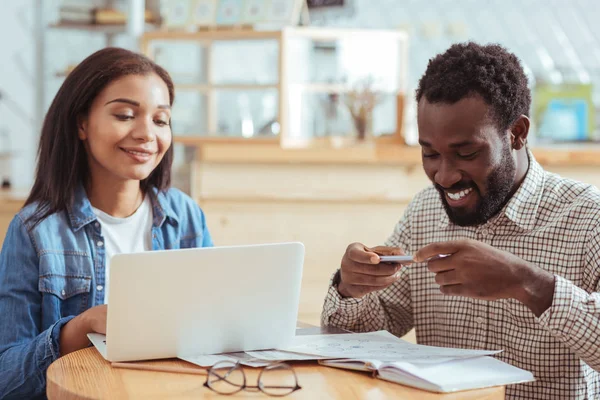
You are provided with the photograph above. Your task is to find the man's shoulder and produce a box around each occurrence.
[541,170,600,219]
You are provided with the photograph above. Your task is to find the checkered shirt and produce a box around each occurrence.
[322,152,600,399]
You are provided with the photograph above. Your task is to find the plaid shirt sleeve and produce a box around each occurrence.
[537,223,600,370]
[321,198,416,337]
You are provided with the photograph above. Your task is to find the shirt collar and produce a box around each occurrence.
[438,149,544,232]
[503,150,544,231]
[67,184,179,231]
[150,188,180,227]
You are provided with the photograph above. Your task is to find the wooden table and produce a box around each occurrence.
[47,348,505,399]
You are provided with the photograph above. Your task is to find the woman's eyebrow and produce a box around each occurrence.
[104,98,140,107]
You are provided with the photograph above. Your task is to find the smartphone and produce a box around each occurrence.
[378,255,414,263]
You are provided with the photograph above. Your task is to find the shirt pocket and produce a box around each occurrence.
[38,252,93,316]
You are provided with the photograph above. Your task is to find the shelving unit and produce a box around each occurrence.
[41,0,158,100]
[141,27,409,147]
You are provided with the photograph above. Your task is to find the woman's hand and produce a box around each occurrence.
[59,304,107,356]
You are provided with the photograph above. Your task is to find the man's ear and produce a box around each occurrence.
[77,115,88,140]
[509,115,530,150]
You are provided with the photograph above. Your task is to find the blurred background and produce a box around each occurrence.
[1,0,600,327]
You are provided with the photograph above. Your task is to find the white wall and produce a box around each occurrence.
[0,0,37,190]
[0,0,139,191]
[1,0,600,189]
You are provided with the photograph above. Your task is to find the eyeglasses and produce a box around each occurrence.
[204,361,302,396]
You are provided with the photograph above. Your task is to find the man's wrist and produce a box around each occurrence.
[332,270,354,299]
[514,262,556,317]
[332,269,342,287]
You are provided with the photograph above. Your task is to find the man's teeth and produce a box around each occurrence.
[447,188,473,200]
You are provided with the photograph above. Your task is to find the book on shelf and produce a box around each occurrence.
[58,6,155,25]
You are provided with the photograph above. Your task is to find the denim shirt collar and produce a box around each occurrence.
[67,185,179,232]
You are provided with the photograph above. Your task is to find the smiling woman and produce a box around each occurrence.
[0,48,214,399]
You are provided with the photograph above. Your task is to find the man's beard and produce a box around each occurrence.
[436,143,517,227]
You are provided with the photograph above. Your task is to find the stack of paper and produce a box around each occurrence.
[181,330,499,367]
[180,331,534,393]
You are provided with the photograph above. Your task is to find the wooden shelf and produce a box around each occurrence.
[196,142,421,165]
[49,22,156,34]
[193,142,600,167]
[288,83,397,94]
[528,145,600,167]
[175,83,279,92]
[0,188,28,203]
[173,136,279,146]
[143,29,282,41]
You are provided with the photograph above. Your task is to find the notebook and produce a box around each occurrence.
[279,330,534,393]
[320,356,534,393]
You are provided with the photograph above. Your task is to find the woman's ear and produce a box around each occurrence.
[509,115,530,150]
[77,115,88,140]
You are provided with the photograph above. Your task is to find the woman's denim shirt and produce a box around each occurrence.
[0,186,213,399]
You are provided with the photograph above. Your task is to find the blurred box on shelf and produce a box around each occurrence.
[59,6,156,25]
[160,0,304,31]
[534,83,595,142]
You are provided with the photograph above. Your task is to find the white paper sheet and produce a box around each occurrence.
[180,349,328,368]
[245,349,331,361]
[280,331,501,363]
[180,352,272,368]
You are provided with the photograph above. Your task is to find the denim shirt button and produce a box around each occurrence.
[97,285,103,291]
[97,241,104,247]
[61,289,66,297]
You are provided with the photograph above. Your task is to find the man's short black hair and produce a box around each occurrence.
[416,42,531,131]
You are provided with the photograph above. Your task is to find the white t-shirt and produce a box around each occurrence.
[91,195,153,303]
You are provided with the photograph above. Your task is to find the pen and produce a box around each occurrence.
[111,362,208,375]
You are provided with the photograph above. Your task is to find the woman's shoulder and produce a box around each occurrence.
[156,187,206,220]
[16,201,70,233]
[159,187,197,209]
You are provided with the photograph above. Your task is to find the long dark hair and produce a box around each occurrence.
[24,47,175,226]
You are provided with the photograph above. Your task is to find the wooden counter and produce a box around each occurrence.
[0,189,26,248]
[196,142,600,167]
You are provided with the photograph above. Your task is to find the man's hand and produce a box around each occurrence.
[337,242,409,299]
[414,239,555,316]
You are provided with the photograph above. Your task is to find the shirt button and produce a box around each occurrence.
[475,316,485,324]
[61,289,66,297]
[97,285,104,291]
[95,222,100,228]
[97,241,104,247]
[481,229,490,236]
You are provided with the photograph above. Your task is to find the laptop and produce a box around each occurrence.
[88,242,305,362]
